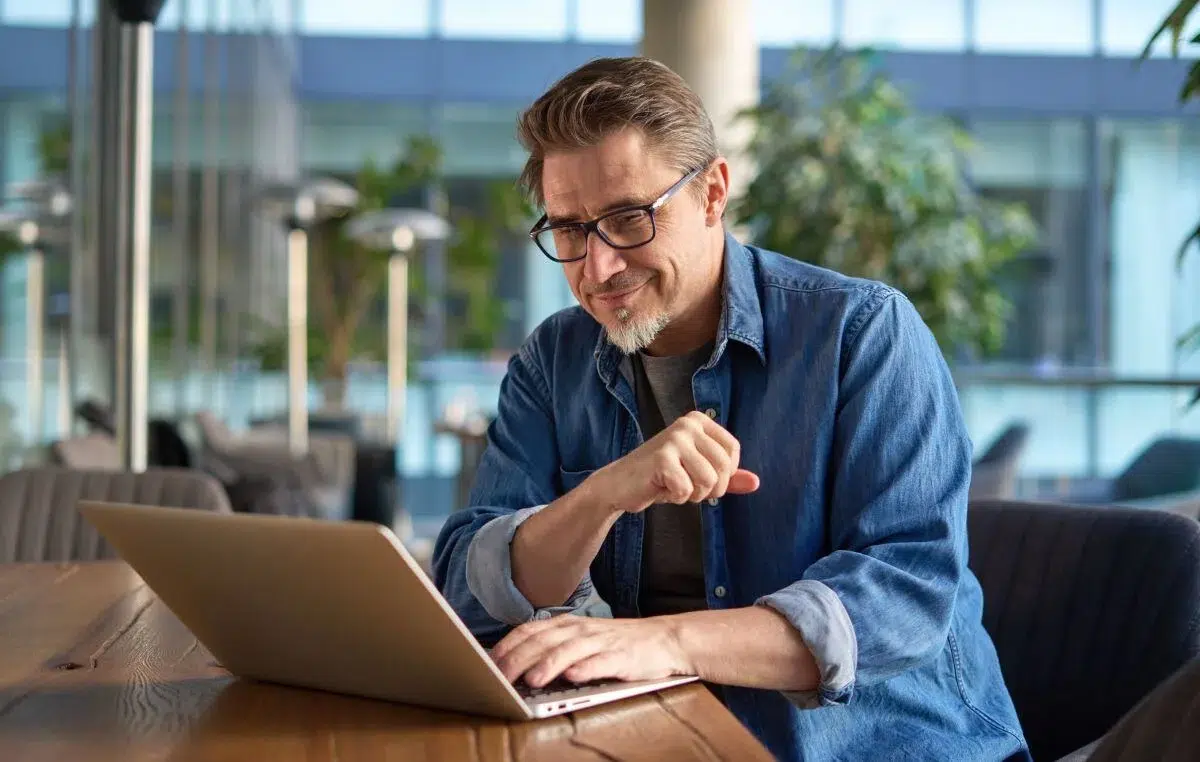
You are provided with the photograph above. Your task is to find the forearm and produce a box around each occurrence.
[511,475,622,609]
[665,606,820,692]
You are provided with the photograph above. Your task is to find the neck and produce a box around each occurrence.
[645,268,724,358]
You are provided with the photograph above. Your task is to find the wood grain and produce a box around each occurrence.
[0,562,773,761]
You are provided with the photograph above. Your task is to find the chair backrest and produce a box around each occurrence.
[968,500,1200,762]
[195,411,235,450]
[50,434,122,470]
[969,422,1030,500]
[1112,437,1200,502]
[975,422,1031,466]
[0,466,233,563]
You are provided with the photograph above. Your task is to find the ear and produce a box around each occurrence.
[702,158,731,226]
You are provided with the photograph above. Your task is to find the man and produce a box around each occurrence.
[433,56,1029,761]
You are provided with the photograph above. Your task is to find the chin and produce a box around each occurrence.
[605,310,671,355]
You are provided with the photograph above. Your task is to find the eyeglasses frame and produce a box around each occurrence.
[528,166,705,263]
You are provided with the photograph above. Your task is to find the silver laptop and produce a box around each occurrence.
[79,501,696,719]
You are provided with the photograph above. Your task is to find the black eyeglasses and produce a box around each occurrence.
[529,167,703,263]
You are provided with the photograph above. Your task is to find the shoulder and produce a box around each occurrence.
[745,244,905,344]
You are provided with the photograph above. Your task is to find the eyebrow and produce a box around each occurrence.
[545,195,649,225]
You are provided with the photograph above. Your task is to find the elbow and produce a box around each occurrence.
[858,597,955,684]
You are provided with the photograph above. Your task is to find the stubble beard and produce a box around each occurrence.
[607,306,670,355]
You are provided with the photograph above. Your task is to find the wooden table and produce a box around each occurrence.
[0,562,773,761]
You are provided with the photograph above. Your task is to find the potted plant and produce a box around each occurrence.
[732,48,1037,360]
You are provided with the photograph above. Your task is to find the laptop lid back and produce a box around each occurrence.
[78,502,530,720]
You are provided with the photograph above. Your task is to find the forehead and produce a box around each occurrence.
[541,129,676,220]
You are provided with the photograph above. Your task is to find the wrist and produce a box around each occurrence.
[578,465,633,517]
[660,613,699,677]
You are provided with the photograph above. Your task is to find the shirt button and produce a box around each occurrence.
[704,408,717,419]
[707,497,719,506]
[713,585,727,599]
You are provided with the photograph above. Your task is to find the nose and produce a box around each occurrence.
[582,232,626,285]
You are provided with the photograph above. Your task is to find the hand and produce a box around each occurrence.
[491,615,691,688]
[590,410,760,513]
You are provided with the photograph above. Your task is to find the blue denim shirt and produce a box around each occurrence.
[433,233,1030,761]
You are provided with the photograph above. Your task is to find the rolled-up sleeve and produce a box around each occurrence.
[759,291,972,708]
[465,505,595,625]
[432,337,592,645]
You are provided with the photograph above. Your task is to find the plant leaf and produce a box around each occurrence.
[1180,321,1200,353]
[1182,61,1200,102]
[1179,221,1200,269]
[1141,0,1200,60]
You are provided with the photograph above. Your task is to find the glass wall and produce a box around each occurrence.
[0,0,300,463]
[2,0,1198,509]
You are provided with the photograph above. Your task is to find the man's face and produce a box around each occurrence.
[540,128,725,354]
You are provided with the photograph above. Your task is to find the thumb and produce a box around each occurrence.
[727,469,760,494]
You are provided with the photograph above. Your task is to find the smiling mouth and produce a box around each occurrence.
[593,281,648,304]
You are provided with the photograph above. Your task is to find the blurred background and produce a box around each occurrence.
[0,0,1198,535]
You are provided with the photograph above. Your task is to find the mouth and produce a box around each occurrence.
[592,280,649,308]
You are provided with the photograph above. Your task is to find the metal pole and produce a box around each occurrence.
[25,249,45,451]
[286,227,309,456]
[386,254,408,443]
[172,0,191,418]
[57,327,71,439]
[66,0,85,427]
[200,0,220,411]
[114,21,154,472]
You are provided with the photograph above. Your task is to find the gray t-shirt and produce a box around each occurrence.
[627,342,714,617]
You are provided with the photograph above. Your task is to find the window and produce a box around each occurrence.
[843,0,965,52]
[974,0,1093,55]
[575,0,640,42]
[1100,120,1200,376]
[3,0,70,26]
[971,119,1091,368]
[753,0,835,48]
[301,102,429,174]
[439,103,526,177]
[439,0,567,40]
[300,0,430,36]
[1101,0,1200,58]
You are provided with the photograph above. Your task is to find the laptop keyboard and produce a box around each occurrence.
[517,676,616,699]
[482,649,617,699]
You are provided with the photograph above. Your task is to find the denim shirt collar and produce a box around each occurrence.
[593,230,767,386]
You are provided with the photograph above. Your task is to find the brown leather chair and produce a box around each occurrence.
[0,466,232,563]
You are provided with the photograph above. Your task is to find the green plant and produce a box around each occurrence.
[732,48,1037,359]
[1144,0,1200,407]
[446,178,534,351]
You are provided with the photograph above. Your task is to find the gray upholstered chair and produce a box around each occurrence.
[50,433,123,470]
[969,422,1031,500]
[967,499,1200,762]
[1052,437,1200,516]
[0,466,232,563]
[194,411,353,519]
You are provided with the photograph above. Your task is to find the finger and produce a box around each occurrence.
[494,620,581,683]
[653,456,694,504]
[524,633,611,688]
[696,413,742,463]
[728,468,760,494]
[563,651,628,683]
[692,434,733,498]
[490,616,565,663]
[677,445,719,503]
